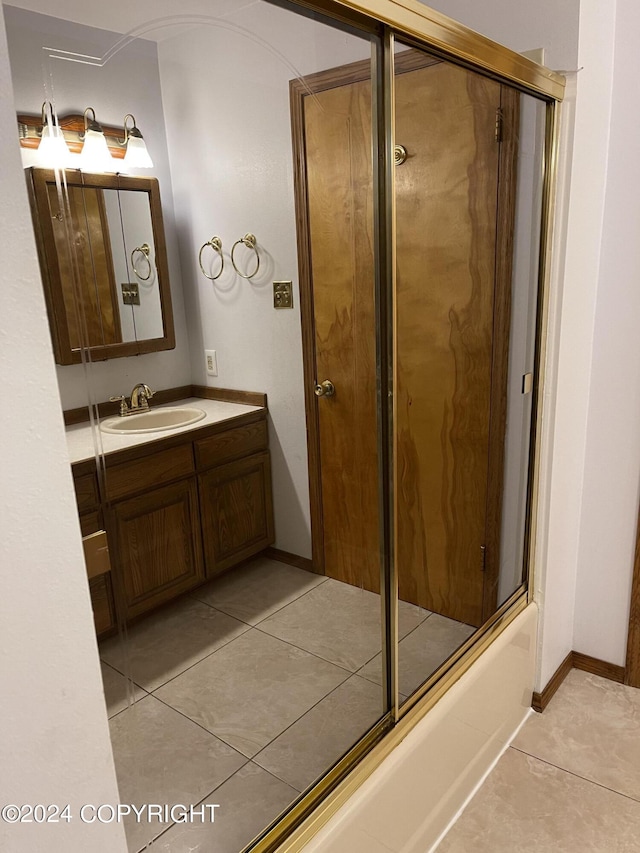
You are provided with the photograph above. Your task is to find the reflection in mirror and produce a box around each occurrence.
[26,168,174,363]
[392,40,546,703]
[8,3,386,852]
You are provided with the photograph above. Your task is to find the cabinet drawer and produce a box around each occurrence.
[74,471,99,513]
[196,419,268,470]
[106,444,194,502]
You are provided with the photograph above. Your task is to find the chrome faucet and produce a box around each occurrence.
[109,383,155,416]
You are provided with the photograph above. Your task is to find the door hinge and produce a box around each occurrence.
[495,108,503,143]
[480,544,487,572]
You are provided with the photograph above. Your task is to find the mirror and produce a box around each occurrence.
[26,168,175,364]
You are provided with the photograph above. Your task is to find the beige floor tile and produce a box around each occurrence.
[152,762,298,853]
[109,695,245,853]
[437,748,640,852]
[100,661,146,718]
[258,578,430,671]
[513,669,640,801]
[359,613,475,697]
[254,675,384,791]
[155,628,349,758]
[191,557,327,625]
[100,597,249,691]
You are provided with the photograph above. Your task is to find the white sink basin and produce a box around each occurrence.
[100,406,206,435]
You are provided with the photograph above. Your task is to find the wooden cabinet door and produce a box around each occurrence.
[112,478,205,619]
[199,452,275,577]
[89,574,116,636]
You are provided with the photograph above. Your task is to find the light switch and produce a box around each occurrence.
[274,281,293,309]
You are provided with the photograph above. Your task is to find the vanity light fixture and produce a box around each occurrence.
[79,107,114,172]
[121,114,153,169]
[35,101,72,168]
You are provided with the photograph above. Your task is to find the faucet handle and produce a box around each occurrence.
[109,395,129,417]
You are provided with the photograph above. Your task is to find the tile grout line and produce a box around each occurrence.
[252,624,362,675]
[190,564,332,628]
[508,746,640,805]
[101,610,253,694]
[149,642,354,760]
[136,759,300,853]
[252,671,385,773]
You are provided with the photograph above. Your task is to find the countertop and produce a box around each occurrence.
[66,397,264,465]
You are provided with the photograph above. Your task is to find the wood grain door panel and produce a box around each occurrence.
[394,62,501,627]
[303,77,380,593]
[112,478,204,619]
[199,452,275,576]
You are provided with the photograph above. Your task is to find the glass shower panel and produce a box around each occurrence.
[6,1,386,850]
[392,39,547,703]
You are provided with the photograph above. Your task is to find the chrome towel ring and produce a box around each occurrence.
[131,243,152,281]
[199,236,224,280]
[231,233,260,279]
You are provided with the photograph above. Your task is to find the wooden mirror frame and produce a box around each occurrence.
[26,168,175,364]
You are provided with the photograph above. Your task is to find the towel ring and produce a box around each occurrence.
[231,233,260,279]
[199,236,224,281]
[131,243,152,281]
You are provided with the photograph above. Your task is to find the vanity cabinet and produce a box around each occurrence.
[199,453,274,576]
[73,464,116,636]
[71,408,274,635]
[111,479,205,620]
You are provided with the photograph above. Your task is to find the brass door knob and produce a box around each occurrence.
[314,380,336,398]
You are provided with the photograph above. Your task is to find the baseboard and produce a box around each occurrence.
[533,650,626,712]
[572,651,625,683]
[264,546,315,573]
[532,650,573,713]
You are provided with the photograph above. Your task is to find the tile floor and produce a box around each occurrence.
[99,556,473,852]
[437,669,640,852]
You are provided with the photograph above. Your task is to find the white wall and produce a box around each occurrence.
[572,0,640,665]
[424,0,579,71]
[0,7,126,851]
[157,4,370,557]
[4,4,191,409]
[534,0,617,686]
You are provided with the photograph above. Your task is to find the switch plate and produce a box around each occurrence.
[205,349,218,376]
[121,281,140,305]
[273,281,293,309]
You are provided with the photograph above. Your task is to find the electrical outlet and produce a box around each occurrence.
[205,349,218,376]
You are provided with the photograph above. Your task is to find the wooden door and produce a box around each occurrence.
[298,74,380,593]
[292,52,516,624]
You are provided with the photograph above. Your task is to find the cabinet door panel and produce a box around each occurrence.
[90,574,115,636]
[112,478,204,619]
[199,452,274,576]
